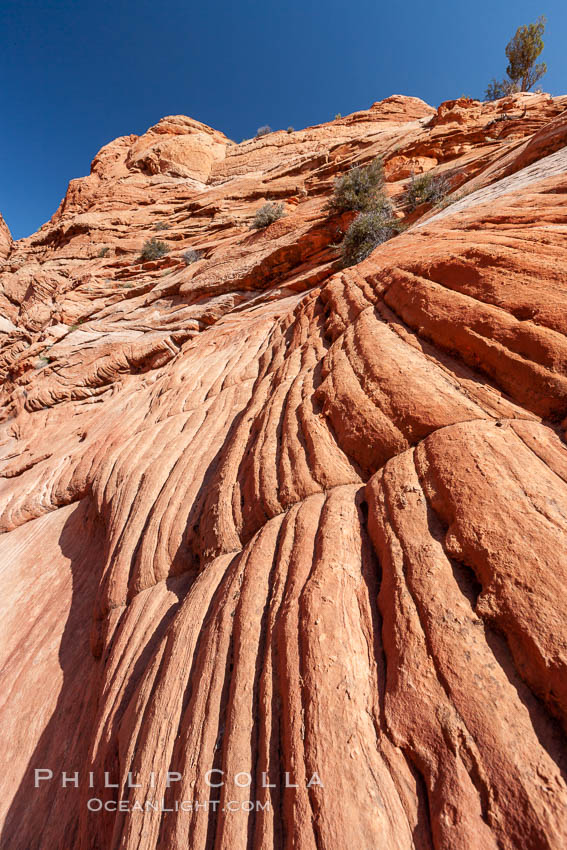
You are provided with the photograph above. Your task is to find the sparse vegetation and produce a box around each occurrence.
[432,189,469,211]
[485,78,518,101]
[335,113,342,120]
[98,246,110,258]
[139,238,169,262]
[404,172,450,211]
[155,221,170,231]
[326,157,402,265]
[287,126,294,134]
[183,248,203,265]
[340,207,401,267]
[250,202,286,230]
[485,16,547,100]
[256,125,272,138]
[327,158,385,214]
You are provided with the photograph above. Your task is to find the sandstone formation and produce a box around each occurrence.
[1,92,567,849]
[0,213,11,261]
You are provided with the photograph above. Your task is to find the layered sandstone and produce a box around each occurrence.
[1,92,567,850]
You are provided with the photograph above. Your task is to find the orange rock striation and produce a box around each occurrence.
[1,92,567,849]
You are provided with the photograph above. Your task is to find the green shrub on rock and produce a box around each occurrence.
[340,205,400,267]
[250,202,285,230]
[404,172,450,211]
[327,158,385,214]
[140,238,169,261]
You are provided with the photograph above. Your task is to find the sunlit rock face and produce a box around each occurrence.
[1,91,567,850]
[0,213,11,260]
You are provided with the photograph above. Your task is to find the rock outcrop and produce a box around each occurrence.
[0,213,11,260]
[1,92,567,850]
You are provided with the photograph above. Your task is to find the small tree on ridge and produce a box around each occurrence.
[485,16,547,100]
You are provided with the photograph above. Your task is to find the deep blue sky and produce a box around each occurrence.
[1,0,564,239]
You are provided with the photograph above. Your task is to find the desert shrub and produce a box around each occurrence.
[431,189,468,211]
[154,221,170,231]
[98,246,110,258]
[139,238,169,261]
[250,202,285,230]
[287,126,294,134]
[183,248,202,264]
[327,158,385,214]
[335,113,342,120]
[404,172,450,211]
[256,125,272,138]
[340,205,400,267]
[485,78,518,101]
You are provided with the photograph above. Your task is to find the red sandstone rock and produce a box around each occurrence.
[1,93,567,850]
[0,213,11,260]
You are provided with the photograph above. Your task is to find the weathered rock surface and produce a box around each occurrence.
[0,213,11,260]
[1,92,567,849]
